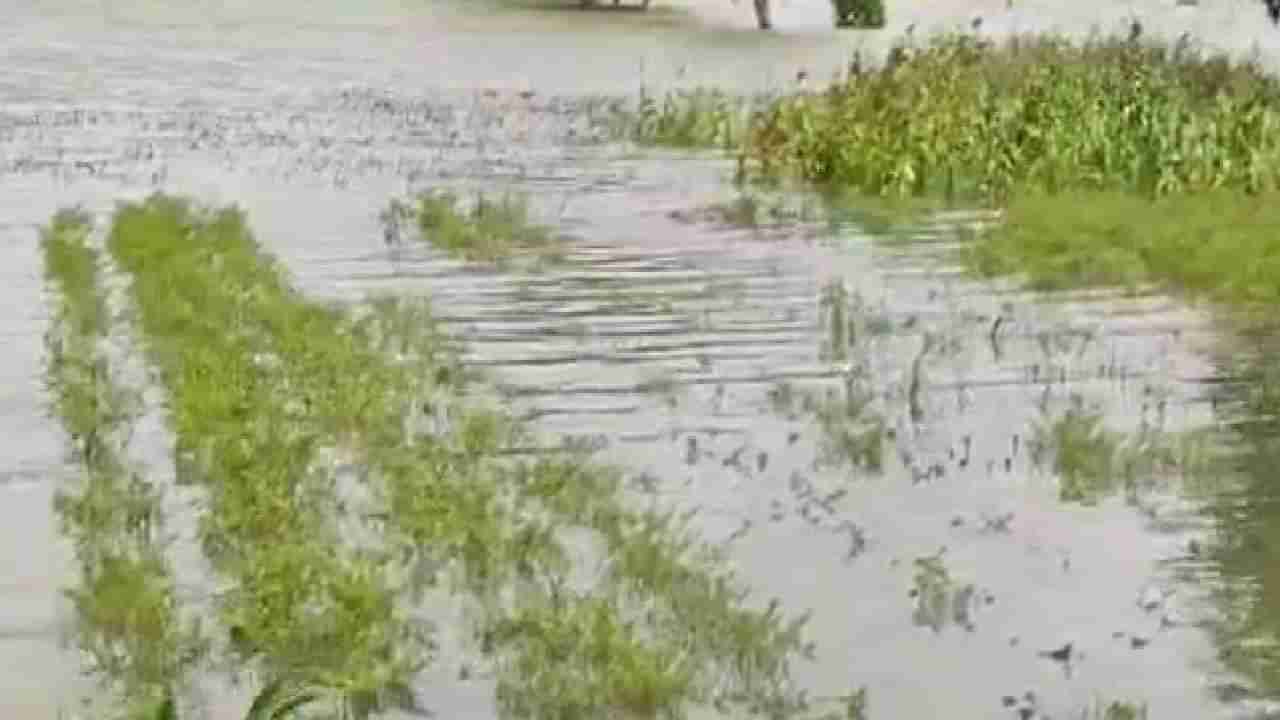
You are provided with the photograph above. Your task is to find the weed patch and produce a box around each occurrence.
[400,191,565,266]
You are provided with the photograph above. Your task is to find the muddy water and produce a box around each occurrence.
[6,0,1280,718]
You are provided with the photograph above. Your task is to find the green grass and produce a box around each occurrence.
[101,193,860,720]
[963,189,1280,311]
[40,210,203,719]
[406,190,565,265]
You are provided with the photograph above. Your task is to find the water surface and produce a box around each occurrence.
[6,1,1280,718]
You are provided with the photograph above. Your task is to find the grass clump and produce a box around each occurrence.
[964,189,1280,309]
[1030,396,1122,503]
[1029,393,1220,504]
[404,190,564,265]
[104,194,860,720]
[743,32,1280,200]
[40,210,204,719]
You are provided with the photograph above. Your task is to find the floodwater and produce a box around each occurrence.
[6,0,1280,718]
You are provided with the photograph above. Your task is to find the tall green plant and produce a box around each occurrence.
[741,32,1280,200]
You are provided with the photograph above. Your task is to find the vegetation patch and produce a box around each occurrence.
[963,189,1280,310]
[40,210,204,719]
[621,88,769,150]
[102,194,863,720]
[1029,394,1219,504]
[396,190,565,266]
[742,32,1280,201]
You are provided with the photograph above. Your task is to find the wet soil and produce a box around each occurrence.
[7,1,1280,718]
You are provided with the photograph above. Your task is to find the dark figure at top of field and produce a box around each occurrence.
[753,0,772,29]
[749,0,885,30]
[1268,0,1280,25]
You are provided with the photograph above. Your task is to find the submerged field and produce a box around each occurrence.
[10,1,1280,719]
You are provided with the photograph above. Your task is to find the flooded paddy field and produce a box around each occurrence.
[7,1,1280,719]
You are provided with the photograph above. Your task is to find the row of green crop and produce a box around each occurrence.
[40,210,202,719]
[106,197,429,717]
[104,194,861,720]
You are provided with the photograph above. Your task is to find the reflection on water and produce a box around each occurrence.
[1196,334,1280,708]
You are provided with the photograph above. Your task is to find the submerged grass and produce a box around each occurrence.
[400,190,565,265]
[40,210,203,718]
[1030,393,1220,505]
[104,194,860,720]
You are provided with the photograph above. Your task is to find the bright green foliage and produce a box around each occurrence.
[743,33,1280,200]
[964,189,1280,311]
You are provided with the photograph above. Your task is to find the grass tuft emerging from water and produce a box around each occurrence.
[396,190,565,265]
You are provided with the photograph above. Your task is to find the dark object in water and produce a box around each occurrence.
[685,436,699,465]
[754,0,772,29]
[1270,0,1280,24]
[1038,642,1072,662]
